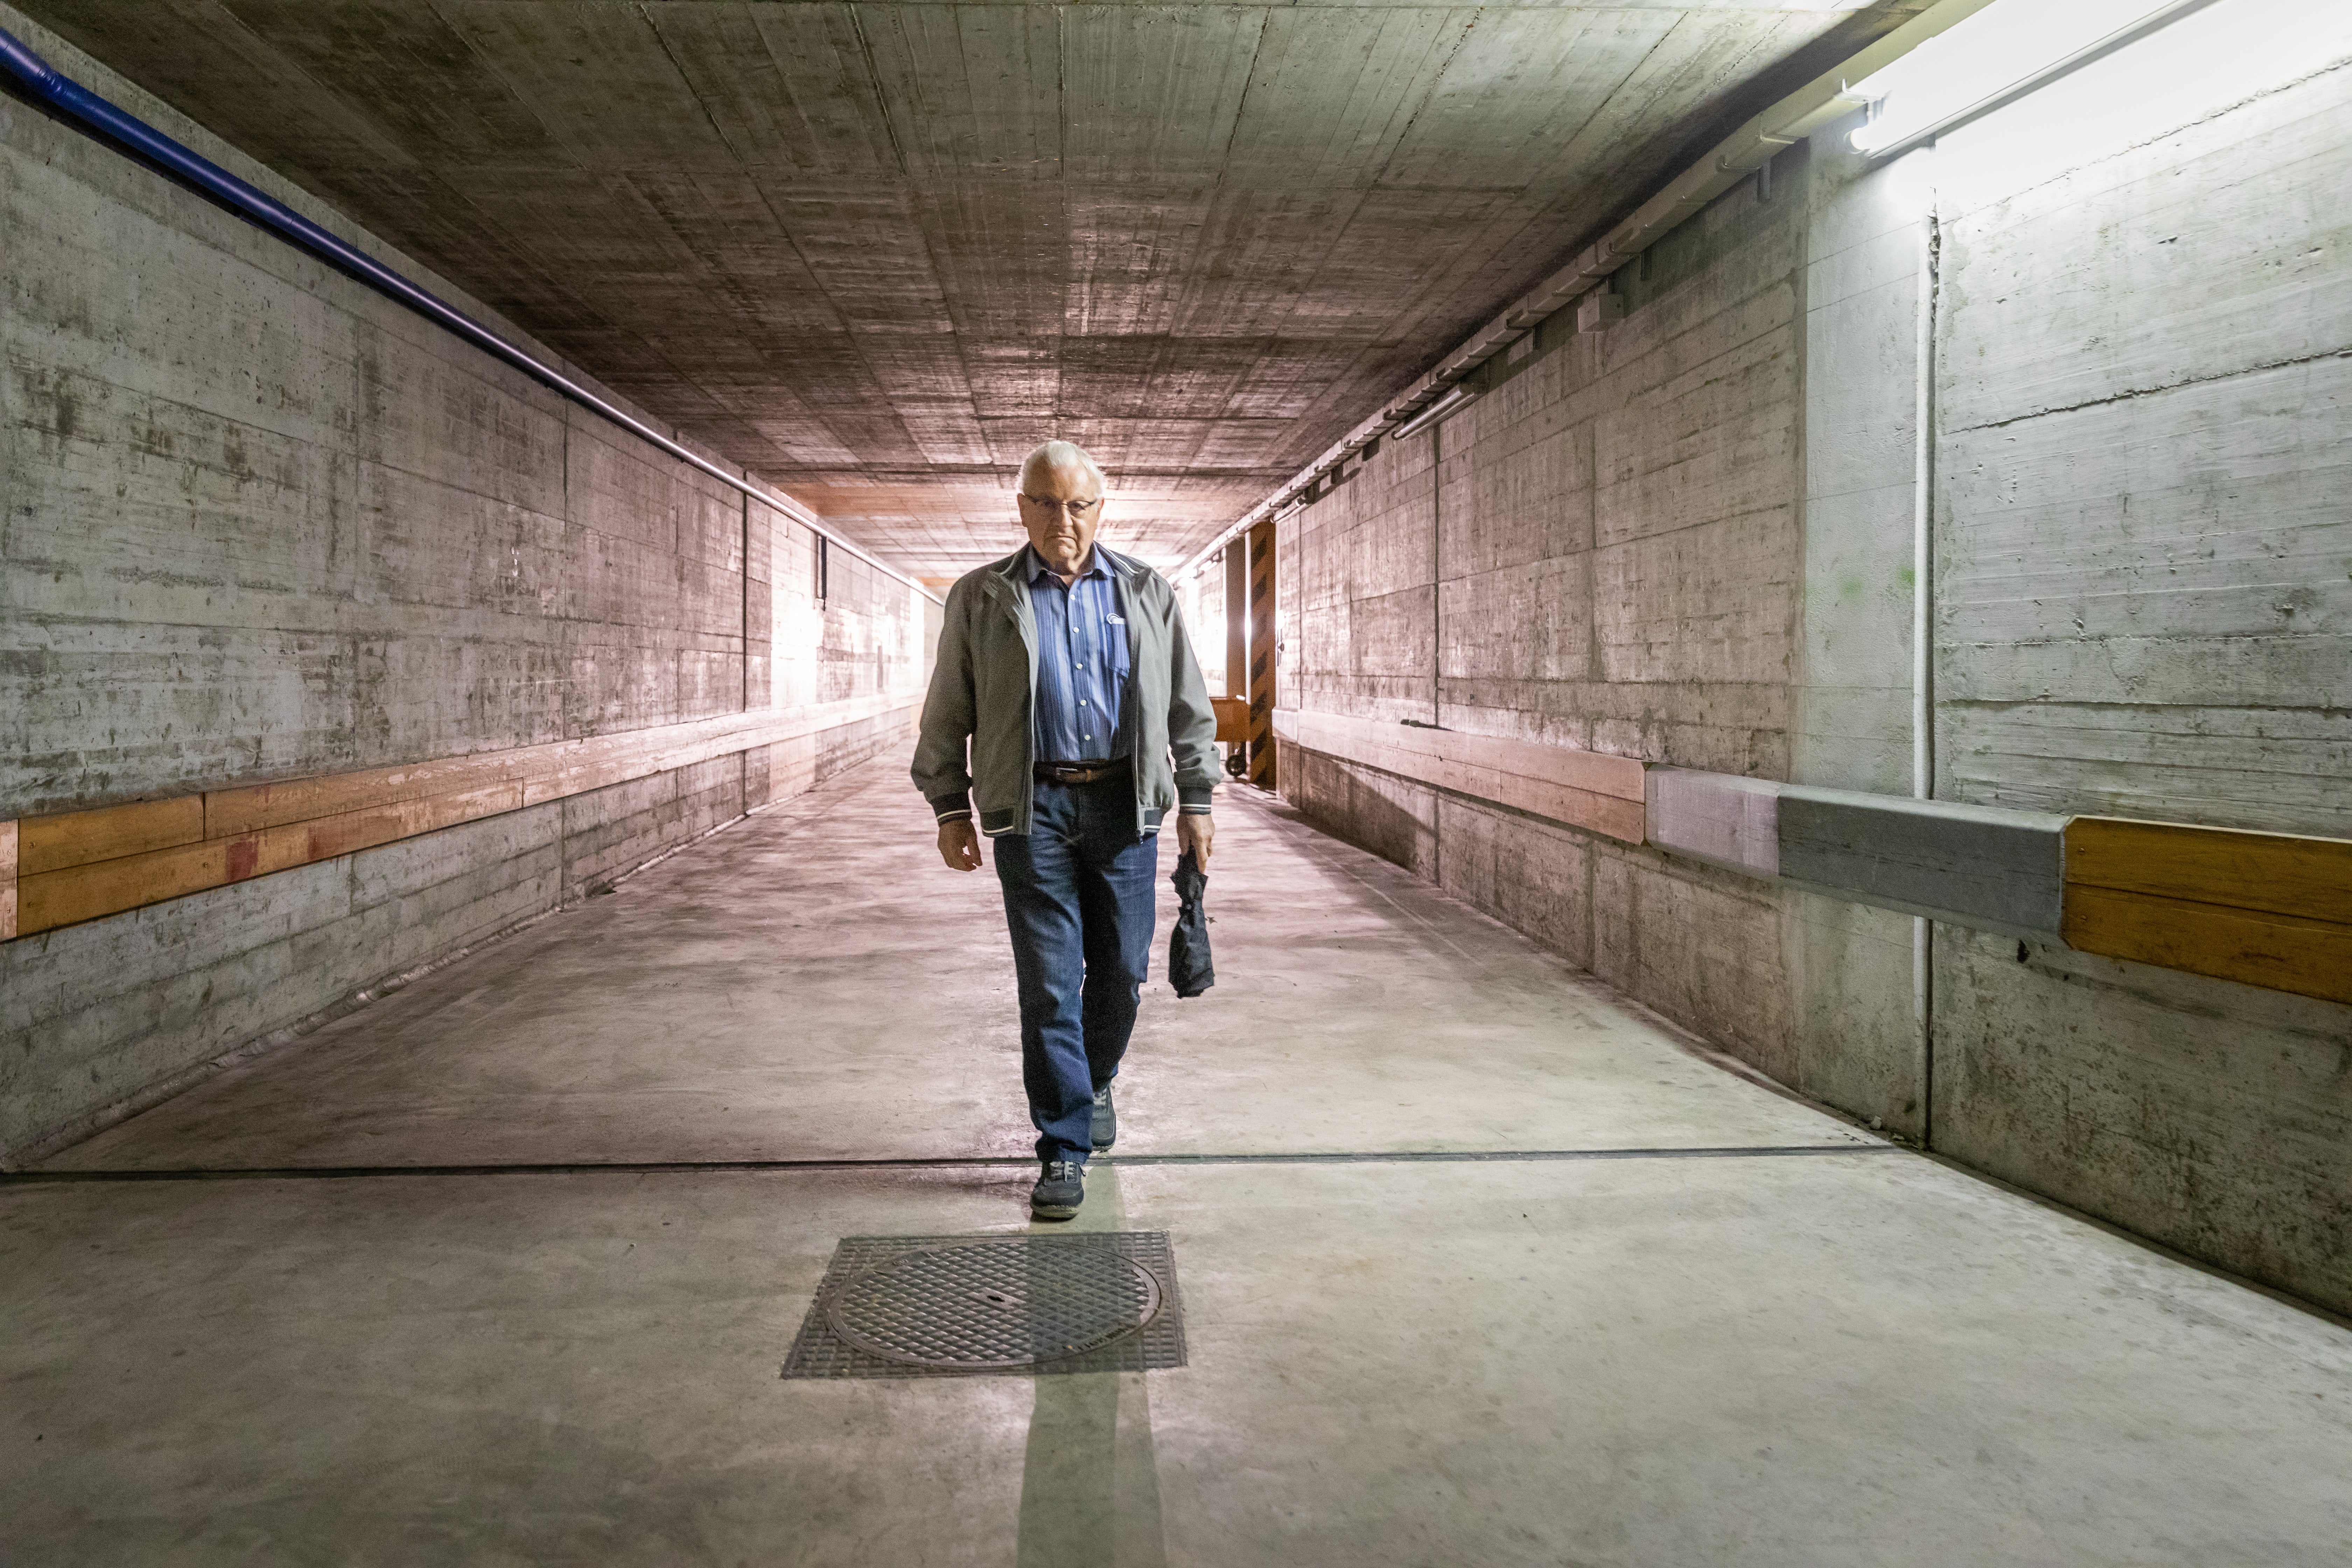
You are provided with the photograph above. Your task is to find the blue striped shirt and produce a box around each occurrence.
[1027,548,1131,763]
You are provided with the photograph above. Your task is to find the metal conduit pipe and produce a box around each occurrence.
[1910,200,1942,1144]
[0,26,940,607]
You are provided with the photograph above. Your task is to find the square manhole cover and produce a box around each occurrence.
[782,1232,1186,1379]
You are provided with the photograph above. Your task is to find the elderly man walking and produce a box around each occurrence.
[914,440,1220,1219]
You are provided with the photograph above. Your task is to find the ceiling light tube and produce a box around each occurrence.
[1390,385,1479,444]
[1848,0,2219,158]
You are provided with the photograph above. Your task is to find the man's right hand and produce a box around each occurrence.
[937,818,983,872]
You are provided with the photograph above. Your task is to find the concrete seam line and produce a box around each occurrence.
[0,1146,1902,1183]
[0,24,938,608]
[1945,343,2352,434]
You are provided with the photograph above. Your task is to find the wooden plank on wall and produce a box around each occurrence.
[206,710,771,836]
[19,796,205,876]
[250,783,530,876]
[1274,707,1646,843]
[2064,816,2352,1003]
[0,819,15,941]
[19,838,239,934]
[6,696,920,941]
[2064,883,2352,1007]
[2067,817,2352,926]
[208,750,538,838]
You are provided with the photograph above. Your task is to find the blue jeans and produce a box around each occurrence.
[993,778,1157,1164]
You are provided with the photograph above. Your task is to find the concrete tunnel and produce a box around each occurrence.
[2,0,2348,1559]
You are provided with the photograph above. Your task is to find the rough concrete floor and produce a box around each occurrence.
[5,754,2349,1565]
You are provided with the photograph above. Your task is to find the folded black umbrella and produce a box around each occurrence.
[1168,849,1214,999]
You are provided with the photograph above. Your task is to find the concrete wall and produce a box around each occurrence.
[1281,147,1837,1083]
[0,9,923,1163]
[1920,29,2352,1317]
[1278,40,2352,1311]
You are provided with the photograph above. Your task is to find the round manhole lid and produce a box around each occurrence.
[823,1240,1163,1370]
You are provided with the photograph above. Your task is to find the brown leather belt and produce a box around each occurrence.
[1034,759,1128,786]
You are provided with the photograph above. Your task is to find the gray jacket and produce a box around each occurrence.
[914,545,1220,838]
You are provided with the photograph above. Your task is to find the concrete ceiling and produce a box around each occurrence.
[19,2,1925,579]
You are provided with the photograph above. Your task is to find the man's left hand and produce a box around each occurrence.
[1176,812,1214,867]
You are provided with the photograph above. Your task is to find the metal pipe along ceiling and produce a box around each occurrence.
[0,27,941,607]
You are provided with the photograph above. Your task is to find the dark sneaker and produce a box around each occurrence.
[1031,1158,1084,1220]
[1090,1084,1117,1151]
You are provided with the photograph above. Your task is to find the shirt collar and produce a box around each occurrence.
[1024,545,1112,587]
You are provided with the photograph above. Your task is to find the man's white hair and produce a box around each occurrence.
[1018,440,1106,493]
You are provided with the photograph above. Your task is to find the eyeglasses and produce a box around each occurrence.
[1019,494,1102,518]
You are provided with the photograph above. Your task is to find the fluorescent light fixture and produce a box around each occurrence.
[1389,385,1479,444]
[1847,0,2214,157]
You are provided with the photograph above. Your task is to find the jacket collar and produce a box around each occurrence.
[982,542,1146,602]
[1019,545,1114,587]
[1092,543,1149,586]
[979,547,1029,607]
[978,551,1036,654]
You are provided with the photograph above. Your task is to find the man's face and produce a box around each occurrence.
[1017,462,1104,576]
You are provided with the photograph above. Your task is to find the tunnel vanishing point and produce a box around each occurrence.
[2,1,2349,1562]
